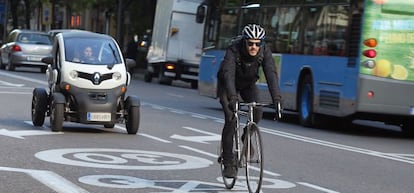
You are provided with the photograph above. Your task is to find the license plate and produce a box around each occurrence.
[27,56,42,61]
[87,112,111,121]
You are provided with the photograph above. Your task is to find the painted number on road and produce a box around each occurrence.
[35,148,212,170]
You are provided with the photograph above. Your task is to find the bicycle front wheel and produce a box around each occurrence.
[245,123,263,193]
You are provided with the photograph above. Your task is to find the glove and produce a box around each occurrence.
[228,96,238,112]
[273,99,282,121]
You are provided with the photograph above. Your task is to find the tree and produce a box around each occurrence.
[10,0,19,29]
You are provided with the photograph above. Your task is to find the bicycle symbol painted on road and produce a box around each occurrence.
[35,148,213,170]
[79,174,295,192]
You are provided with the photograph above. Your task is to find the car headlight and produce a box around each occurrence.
[113,72,122,80]
[69,70,78,79]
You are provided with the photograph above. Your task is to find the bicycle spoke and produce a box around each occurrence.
[245,124,263,193]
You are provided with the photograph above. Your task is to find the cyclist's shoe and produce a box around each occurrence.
[222,155,237,178]
[223,165,237,178]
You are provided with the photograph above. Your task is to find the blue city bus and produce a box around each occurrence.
[196,0,414,134]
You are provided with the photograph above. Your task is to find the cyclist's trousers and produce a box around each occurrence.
[218,82,262,164]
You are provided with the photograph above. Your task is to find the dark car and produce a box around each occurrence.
[0,29,52,72]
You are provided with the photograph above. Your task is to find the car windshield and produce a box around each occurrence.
[18,33,51,45]
[64,37,122,65]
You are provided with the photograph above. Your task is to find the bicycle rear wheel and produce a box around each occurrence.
[244,123,263,193]
[219,134,238,189]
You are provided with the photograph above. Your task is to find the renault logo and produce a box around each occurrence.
[93,72,101,85]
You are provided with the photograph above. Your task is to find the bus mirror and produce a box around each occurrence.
[196,5,206,23]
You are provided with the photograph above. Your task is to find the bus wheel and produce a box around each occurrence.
[401,122,414,137]
[190,81,198,89]
[298,74,314,127]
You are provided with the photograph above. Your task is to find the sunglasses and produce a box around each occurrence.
[246,41,262,47]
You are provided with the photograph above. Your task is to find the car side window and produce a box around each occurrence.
[20,35,29,43]
[8,31,16,42]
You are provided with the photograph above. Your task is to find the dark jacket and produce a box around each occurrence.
[217,40,281,101]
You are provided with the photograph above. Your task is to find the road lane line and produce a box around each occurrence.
[0,91,31,94]
[139,133,172,143]
[0,166,89,193]
[261,128,414,165]
[0,71,47,85]
[114,124,172,143]
[180,145,217,158]
[167,93,184,98]
[142,102,414,165]
[297,182,340,193]
[0,79,24,87]
[28,170,90,193]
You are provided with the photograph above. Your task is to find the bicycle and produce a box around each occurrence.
[218,101,281,193]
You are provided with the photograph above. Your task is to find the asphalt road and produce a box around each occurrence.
[0,68,413,193]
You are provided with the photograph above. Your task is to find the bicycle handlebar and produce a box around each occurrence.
[236,101,282,121]
[239,102,271,107]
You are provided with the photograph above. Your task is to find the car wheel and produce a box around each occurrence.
[31,88,48,126]
[144,71,152,82]
[158,68,172,85]
[0,57,5,70]
[126,106,140,134]
[50,101,64,132]
[6,58,15,71]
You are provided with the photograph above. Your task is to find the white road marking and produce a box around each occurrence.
[115,124,172,143]
[170,126,220,144]
[0,79,24,87]
[297,182,340,193]
[142,102,414,165]
[0,71,47,85]
[139,133,172,143]
[0,91,31,94]
[0,128,62,139]
[35,148,213,170]
[0,166,89,193]
[179,145,281,177]
[260,128,414,165]
[167,93,184,98]
[180,145,217,158]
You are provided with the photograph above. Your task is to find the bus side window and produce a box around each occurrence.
[303,7,320,55]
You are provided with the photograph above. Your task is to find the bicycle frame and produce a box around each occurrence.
[234,102,264,166]
[221,101,268,193]
[235,103,251,164]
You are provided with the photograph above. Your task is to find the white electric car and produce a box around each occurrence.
[31,31,140,134]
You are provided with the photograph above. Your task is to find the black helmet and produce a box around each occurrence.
[242,24,265,40]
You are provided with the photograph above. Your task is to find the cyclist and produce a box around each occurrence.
[217,24,282,178]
